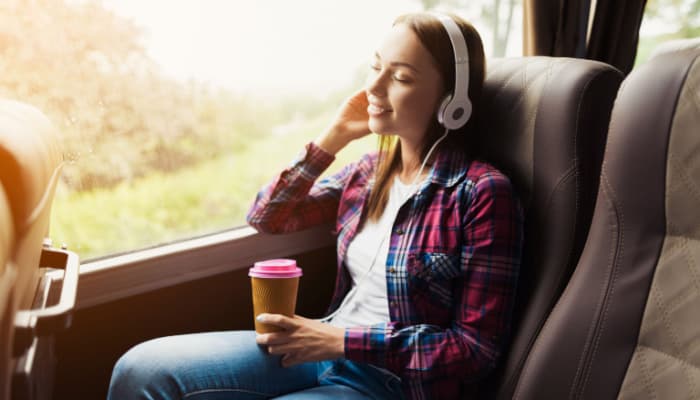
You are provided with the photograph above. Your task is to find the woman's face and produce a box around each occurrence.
[365,23,445,144]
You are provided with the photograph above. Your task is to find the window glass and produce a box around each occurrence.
[636,0,700,65]
[0,0,522,260]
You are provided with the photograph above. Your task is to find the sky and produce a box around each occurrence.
[100,0,428,97]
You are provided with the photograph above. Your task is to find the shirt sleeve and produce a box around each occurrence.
[344,172,524,383]
[247,141,355,234]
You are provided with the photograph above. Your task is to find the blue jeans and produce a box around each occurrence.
[107,331,405,399]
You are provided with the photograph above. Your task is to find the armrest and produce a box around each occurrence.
[13,248,79,357]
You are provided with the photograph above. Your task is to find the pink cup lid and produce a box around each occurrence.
[249,259,302,278]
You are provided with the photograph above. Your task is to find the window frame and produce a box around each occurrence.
[48,225,335,310]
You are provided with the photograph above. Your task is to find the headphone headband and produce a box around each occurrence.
[429,12,472,130]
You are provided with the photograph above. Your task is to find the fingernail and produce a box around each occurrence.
[256,314,266,322]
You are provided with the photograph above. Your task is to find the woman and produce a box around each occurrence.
[108,12,523,400]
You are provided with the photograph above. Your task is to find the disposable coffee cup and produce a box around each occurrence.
[249,259,303,333]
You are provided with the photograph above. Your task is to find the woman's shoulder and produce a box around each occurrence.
[349,150,380,176]
[463,158,517,194]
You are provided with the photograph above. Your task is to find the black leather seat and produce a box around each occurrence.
[511,38,700,399]
[475,56,623,398]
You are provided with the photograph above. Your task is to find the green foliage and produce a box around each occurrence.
[1,0,370,259]
[635,0,700,66]
[50,112,374,259]
[645,0,700,35]
[0,0,292,191]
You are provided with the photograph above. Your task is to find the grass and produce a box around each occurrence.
[50,113,375,260]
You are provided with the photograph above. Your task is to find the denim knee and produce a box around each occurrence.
[108,338,181,400]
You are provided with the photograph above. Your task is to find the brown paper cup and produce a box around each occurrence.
[251,276,299,333]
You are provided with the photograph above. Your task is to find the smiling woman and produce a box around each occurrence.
[106,11,524,400]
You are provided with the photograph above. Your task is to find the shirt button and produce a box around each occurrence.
[390,301,397,308]
[389,267,396,273]
[395,228,405,235]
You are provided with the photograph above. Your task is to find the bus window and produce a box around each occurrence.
[0,0,522,260]
[636,0,700,65]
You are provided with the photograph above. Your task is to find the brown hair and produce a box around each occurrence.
[365,12,486,222]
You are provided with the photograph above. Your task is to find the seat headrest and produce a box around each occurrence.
[650,37,700,60]
[478,57,622,209]
[0,99,63,235]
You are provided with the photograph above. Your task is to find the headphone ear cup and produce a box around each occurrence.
[437,94,471,130]
[436,95,452,127]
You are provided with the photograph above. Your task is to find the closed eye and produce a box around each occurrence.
[393,74,412,83]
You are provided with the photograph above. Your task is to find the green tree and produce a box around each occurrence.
[645,0,700,37]
[418,0,519,57]
[0,0,280,191]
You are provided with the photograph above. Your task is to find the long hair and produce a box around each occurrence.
[365,12,486,222]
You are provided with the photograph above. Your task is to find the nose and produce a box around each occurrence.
[365,69,388,98]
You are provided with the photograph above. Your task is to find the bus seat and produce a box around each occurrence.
[0,186,16,400]
[511,39,700,399]
[0,99,79,400]
[476,57,623,399]
[0,99,63,313]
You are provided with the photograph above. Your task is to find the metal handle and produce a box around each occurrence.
[14,248,79,338]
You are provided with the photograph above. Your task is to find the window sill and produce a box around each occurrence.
[47,224,335,310]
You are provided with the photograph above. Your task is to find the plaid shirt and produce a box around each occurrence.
[247,142,524,399]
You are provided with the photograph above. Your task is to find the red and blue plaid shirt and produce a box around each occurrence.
[247,142,524,399]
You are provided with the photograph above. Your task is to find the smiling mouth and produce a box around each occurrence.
[368,104,391,116]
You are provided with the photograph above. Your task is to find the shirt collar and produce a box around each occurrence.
[424,147,469,189]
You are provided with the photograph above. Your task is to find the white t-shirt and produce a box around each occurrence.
[329,175,416,328]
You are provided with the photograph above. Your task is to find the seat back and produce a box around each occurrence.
[0,99,63,400]
[475,57,623,398]
[512,39,700,399]
[0,187,16,400]
[0,99,63,311]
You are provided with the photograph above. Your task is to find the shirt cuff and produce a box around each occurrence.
[344,325,389,368]
[287,141,335,179]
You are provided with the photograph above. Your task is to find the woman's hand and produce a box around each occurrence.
[255,313,345,367]
[315,89,371,155]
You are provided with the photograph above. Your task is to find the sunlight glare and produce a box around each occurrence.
[101,0,423,97]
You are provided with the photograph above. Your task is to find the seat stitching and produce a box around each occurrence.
[661,227,700,311]
[566,67,623,399]
[502,167,576,392]
[636,346,660,400]
[511,61,620,400]
[489,65,550,107]
[669,156,700,206]
[647,278,699,397]
[513,178,621,400]
[570,172,624,400]
[637,344,700,372]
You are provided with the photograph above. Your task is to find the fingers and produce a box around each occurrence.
[256,313,297,329]
[255,332,289,346]
[347,93,369,115]
[266,343,294,356]
[349,89,369,105]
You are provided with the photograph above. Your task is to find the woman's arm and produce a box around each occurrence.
[246,90,371,233]
[344,172,524,382]
[246,142,342,233]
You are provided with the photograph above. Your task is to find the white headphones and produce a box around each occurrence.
[430,12,472,130]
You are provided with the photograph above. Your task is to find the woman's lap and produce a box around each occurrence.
[107,330,402,400]
[108,331,318,399]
